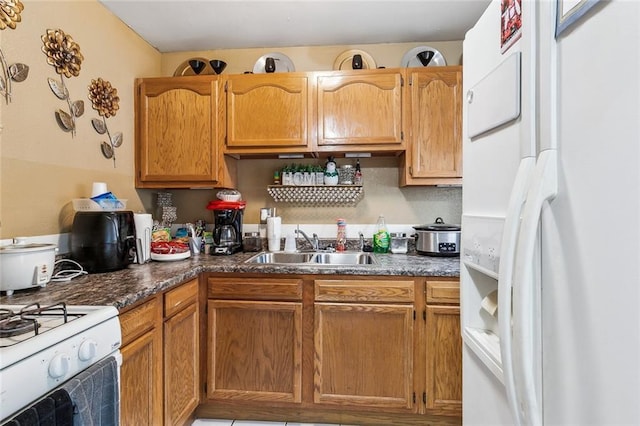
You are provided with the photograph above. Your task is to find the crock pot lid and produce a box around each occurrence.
[413,217,461,231]
[0,243,57,253]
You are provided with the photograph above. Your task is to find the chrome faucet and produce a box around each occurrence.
[359,231,365,251]
[295,228,319,251]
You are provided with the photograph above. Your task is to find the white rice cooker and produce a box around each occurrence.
[0,240,57,295]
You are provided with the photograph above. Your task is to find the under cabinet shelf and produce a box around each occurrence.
[267,185,364,206]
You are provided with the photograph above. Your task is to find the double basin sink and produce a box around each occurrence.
[245,251,378,266]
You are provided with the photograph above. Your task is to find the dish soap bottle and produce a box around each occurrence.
[373,214,390,253]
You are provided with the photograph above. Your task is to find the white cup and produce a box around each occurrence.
[91,182,108,197]
[284,233,297,252]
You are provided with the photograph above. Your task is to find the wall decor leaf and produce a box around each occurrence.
[100,141,114,159]
[9,63,29,82]
[71,100,84,117]
[91,118,106,134]
[111,132,123,148]
[55,109,74,132]
[47,77,68,100]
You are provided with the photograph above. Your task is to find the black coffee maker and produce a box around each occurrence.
[207,200,245,255]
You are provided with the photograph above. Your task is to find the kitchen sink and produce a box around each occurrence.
[245,252,315,264]
[245,251,378,266]
[311,252,378,265]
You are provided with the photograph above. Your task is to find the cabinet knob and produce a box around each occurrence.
[466,90,474,104]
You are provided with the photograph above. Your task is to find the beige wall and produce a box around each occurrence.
[0,2,462,239]
[161,41,463,76]
[0,0,160,238]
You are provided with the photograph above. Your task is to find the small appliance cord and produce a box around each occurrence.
[50,259,88,282]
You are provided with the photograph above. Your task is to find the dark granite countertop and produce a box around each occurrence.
[0,251,460,310]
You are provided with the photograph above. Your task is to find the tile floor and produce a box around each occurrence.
[191,420,344,426]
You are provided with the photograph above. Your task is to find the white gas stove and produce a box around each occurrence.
[0,302,121,422]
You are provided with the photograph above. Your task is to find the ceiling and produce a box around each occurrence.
[99,1,491,53]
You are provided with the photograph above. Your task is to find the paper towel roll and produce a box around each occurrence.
[267,216,281,252]
[134,213,153,264]
[266,216,281,239]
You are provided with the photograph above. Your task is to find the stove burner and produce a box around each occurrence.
[0,317,37,338]
[0,308,14,321]
[20,302,68,320]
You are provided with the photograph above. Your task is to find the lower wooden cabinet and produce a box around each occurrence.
[119,273,461,424]
[313,278,416,411]
[206,277,303,404]
[164,279,200,425]
[120,298,163,426]
[119,278,200,426]
[425,279,462,416]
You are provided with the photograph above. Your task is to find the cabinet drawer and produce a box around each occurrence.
[426,279,460,304]
[120,298,159,346]
[208,277,303,301]
[315,279,415,303]
[164,278,199,318]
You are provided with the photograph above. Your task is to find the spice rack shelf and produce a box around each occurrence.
[267,185,364,206]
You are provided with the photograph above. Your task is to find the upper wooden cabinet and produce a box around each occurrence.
[315,69,405,154]
[223,73,313,155]
[401,66,463,186]
[135,76,235,189]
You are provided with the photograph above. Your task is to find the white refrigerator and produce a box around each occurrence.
[461,1,640,425]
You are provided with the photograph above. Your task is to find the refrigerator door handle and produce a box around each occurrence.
[498,155,536,426]
[512,149,558,426]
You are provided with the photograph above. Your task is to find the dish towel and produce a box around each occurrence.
[61,356,119,426]
[4,388,73,426]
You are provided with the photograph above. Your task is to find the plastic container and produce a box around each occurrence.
[243,232,262,252]
[373,214,390,253]
[336,218,347,252]
[390,232,409,254]
[72,198,127,211]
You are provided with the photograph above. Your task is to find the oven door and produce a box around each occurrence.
[2,353,121,425]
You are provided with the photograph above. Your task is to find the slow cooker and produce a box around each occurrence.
[413,217,461,257]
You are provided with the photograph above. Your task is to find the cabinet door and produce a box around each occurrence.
[207,300,303,403]
[120,329,163,426]
[136,76,221,188]
[425,305,462,416]
[316,70,404,150]
[314,302,414,410]
[225,73,310,152]
[120,299,163,426]
[402,67,462,185]
[164,302,199,425]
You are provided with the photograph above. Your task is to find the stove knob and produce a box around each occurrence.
[48,353,71,378]
[78,339,98,361]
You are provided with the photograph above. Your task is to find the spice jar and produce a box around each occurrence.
[336,219,347,252]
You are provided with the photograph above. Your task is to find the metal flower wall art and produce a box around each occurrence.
[41,28,84,136]
[88,78,122,167]
[0,0,29,103]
